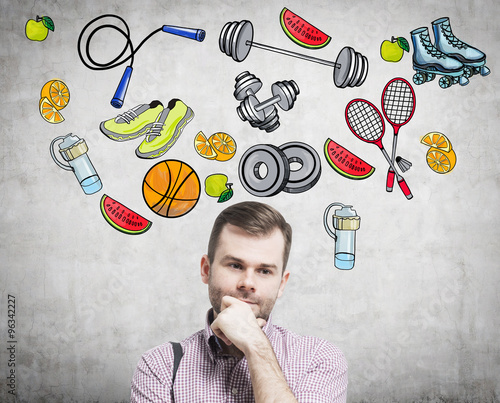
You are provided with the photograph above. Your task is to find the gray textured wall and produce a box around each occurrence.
[1,0,499,401]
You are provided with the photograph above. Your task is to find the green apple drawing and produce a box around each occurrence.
[25,16,55,41]
[380,36,409,62]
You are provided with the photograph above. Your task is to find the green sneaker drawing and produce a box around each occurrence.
[100,100,164,141]
[135,99,194,159]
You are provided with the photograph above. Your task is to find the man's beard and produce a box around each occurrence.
[207,281,278,321]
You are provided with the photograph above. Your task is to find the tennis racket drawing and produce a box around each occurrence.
[381,77,416,192]
[345,99,413,200]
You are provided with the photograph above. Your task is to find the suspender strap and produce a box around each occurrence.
[170,342,184,402]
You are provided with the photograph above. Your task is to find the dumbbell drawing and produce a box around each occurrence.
[219,20,368,88]
[238,142,321,197]
[233,71,299,132]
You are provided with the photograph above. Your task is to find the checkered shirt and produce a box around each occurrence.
[131,310,348,402]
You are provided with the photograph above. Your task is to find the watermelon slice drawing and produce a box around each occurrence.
[100,194,152,235]
[324,138,375,180]
[280,7,331,49]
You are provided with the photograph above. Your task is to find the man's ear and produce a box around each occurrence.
[200,254,210,285]
[277,270,290,298]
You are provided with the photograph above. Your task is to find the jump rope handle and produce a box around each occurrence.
[111,66,133,108]
[162,25,206,42]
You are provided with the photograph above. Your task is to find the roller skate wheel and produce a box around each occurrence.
[413,72,425,85]
[439,76,452,89]
[463,67,473,78]
[426,73,436,82]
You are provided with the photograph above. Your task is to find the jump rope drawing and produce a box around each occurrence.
[77,14,205,108]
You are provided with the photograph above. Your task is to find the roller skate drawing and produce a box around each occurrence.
[432,17,490,79]
[410,26,468,89]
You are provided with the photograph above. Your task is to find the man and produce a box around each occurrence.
[131,201,348,402]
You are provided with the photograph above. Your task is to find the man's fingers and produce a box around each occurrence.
[256,318,267,328]
[220,295,239,311]
[211,321,232,345]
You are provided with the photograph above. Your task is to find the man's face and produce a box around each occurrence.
[201,224,290,321]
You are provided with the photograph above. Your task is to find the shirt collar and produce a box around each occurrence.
[203,308,275,361]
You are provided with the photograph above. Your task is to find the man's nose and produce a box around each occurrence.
[237,270,256,291]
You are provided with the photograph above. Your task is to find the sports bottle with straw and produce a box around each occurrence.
[323,203,360,270]
[50,133,102,195]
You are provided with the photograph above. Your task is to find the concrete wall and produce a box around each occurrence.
[1,0,499,401]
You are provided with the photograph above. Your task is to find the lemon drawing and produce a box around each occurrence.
[39,79,70,124]
[420,131,456,174]
[194,131,236,161]
[41,80,70,110]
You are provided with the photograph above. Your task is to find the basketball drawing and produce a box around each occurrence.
[142,159,201,218]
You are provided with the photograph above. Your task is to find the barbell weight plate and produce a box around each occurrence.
[219,22,231,54]
[234,72,262,100]
[240,94,266,122]
[333,46,356,88]
[348,53,364,87]
[231,20,253,62]
[279,142,322,193]
[238,144,290,197]
[356,55,369,87]
[271,80,299,111]
[223,21,238,57]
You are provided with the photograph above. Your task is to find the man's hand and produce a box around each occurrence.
[210,296,267,354]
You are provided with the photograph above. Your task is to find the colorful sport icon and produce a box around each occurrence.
[194,131,236,161]
[410,17,489,89]
[233,71,300,133]
[100,195,152,235]
[238,142,321,197]
[39,79,70,124]
[323,203,361,270]
[25,15,54,41]
[380,36,409,62]
[345,99,413,200]
[100,99,194,159]
[205,174,234,203]
[381,77,416,191]
[420,132,456,174]
[280,7,331,49]
[324,138,375,180]
[50,133,103,195]
[142,160,200,218]
[219,20,368,89]
[77,14,205,108]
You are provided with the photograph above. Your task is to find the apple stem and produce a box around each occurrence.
[391,36,397,43]
[36,15,42,22]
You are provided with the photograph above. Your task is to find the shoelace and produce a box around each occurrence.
[420,30,446,59]
[116,108,139,124]
[144,121,166,140]
[440,22,468,50]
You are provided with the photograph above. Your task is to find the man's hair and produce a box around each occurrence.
[207,201,293,273]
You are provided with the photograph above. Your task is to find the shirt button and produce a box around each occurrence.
[232,388,238,395]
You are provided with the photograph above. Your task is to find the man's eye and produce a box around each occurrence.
[230,263,242,269]
[260,269,272,275]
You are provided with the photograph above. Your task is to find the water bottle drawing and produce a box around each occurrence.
[50,133,102,195]
[323,203,360,270]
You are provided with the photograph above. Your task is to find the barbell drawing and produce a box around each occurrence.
[220,20,368,88]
